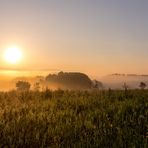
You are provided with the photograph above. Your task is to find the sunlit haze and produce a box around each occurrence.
[4,47,22,64]
[0,1,147,146]
[0,0,148,77]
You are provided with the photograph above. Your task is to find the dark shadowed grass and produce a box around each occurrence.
[0,89,147,148]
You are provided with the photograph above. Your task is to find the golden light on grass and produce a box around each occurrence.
[4,47,23,64]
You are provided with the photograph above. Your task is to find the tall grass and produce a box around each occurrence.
[0,89,147,147]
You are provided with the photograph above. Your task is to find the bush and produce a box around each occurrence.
[16,81,31,91]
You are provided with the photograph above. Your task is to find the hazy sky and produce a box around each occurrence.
[0,0,148,77]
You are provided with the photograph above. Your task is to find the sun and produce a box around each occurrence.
[4,47,23,64]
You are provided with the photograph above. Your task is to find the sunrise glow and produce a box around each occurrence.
[4,47,22,64]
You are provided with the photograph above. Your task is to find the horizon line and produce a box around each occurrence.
[0,67,61,72]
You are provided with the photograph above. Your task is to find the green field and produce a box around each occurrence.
[0,89,147,148]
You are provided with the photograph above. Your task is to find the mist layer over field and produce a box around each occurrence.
[1,70,148,91]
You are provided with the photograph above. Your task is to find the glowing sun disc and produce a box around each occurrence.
[4,47,22,64]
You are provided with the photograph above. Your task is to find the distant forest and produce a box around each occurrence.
[45,72,103,90]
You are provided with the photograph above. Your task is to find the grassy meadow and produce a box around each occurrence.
[0,89,147,148]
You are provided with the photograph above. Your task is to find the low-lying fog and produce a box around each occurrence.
[0,71,148,91]
[100,74,148,89]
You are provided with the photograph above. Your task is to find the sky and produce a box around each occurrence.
[0,0,148,77]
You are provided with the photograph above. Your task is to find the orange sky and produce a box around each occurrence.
[0,0,148,77]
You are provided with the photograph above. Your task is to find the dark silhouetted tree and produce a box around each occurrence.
[33,82,40,91]
[16,81,31,91]
[139,82,146,90]
[93,80,103,89]
[123,82,128,91]
[123,82,128,98]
